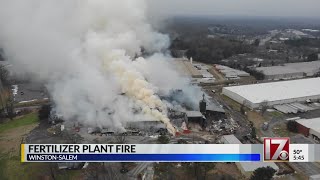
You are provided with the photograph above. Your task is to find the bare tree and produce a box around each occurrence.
[0,64,9,87]
[5,95,14,120]
[259,100,268,116]
[0,64,13,120]
[241,100,250,115]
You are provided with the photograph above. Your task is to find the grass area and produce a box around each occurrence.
[0,112,39,134]
[276,173,307,180]
[247,111,268,137]
[272,123,294,137]
[14,99,49,108]
[220,95,242,111]
[0,112,81,180]
[267,111,284,118]
[0,112,40,179]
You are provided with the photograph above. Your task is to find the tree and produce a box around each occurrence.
[241,100,250,115]
[240,104,245,115]
[250,127,257,139]
[244,67,265,80]
[0,65,9,87]
[154,163,175,180]
[5,95,14,120]
[250,166,276,180]
[157,134,170,144]
[259,101,268,116]
[253,39,260,46]
[286,56,290,63]
[177,139,188,144]
[38,104,51,120]
[188,163,215,180]
[308,53,318,62]
[287,120,298,133]
[271,61,275,66]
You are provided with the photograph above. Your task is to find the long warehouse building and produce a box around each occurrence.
[255,61,320,80]
[222,78,320,109]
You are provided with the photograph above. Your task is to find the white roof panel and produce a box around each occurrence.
[186,111,203,118]
[223,78,320,104]
[296,118,320,133]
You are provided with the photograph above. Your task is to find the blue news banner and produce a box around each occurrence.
[21,144,261,162]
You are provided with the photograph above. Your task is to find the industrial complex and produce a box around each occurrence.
[222,78,320,109]
[214,64,250,80]
[256,61,320,80]
[2,5,320,179]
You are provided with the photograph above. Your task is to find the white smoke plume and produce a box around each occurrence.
[0,0,201,135]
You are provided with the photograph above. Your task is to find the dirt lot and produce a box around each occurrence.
[246,111,268,137]
[214,163,244,180]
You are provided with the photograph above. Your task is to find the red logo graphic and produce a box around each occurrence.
[264,138,290,161]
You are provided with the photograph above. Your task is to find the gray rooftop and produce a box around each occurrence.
[186,111,203,118]
[256,61,320,76]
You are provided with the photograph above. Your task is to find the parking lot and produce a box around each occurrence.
[12,83,48,103]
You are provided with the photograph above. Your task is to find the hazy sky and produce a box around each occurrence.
[149,0,320,18]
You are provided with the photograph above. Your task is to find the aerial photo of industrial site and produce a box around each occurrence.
[1,0,320,179]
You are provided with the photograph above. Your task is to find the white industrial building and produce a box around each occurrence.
[222,78,320,109]
[221,135,279,178]
[256,61,320,80]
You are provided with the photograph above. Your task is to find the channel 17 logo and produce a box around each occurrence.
[264,138,290,161]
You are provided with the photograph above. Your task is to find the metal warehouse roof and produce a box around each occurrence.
[223,78,320,104]
[256,61,320,76]
[186,111,204,118]
[222,135,242,144]
[256,66,303,75]
[296,118,320,133]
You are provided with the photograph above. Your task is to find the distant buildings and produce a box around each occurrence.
[255,61,320,80]
[214,64,250,80]
[222,78,320,109]
[173,58,216,84]
[174,58,203,78]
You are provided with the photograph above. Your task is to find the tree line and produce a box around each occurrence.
[170,36,255,64]
[0,64,14,121]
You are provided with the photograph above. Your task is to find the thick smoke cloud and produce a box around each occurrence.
[0,0,201,134]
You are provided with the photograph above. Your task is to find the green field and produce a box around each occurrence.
[0,112,39,134]
[0,112,81,179]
